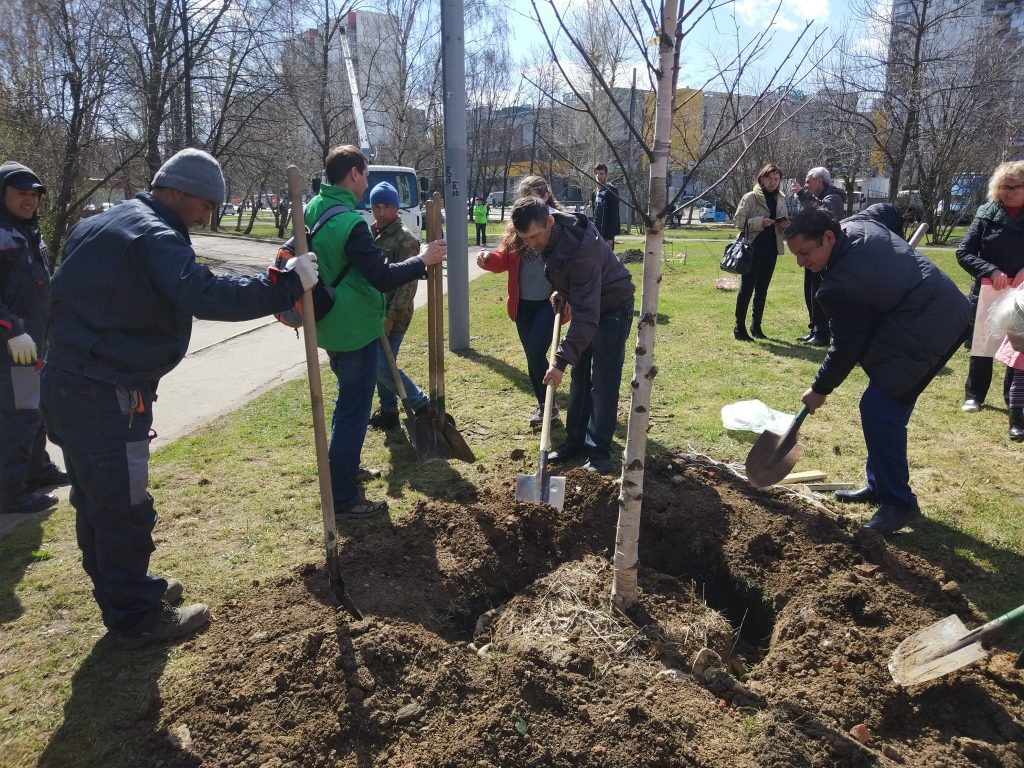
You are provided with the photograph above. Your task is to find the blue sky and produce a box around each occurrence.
[502,0,856,92]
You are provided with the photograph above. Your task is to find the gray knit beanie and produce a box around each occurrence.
[152,148,225,205]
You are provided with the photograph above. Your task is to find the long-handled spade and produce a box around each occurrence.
[889,603,1024,686]
[515,311,566,510]
[286,165,362,620]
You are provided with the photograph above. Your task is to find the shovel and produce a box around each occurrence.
[744,404,810,488]
[286,165,362,620]
[379,334,436,461]
[889,603,1024,686]
[423,197,476,463]
[515,312,566,510]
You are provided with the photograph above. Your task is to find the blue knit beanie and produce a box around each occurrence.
[152,148,225,205]
[369,182,400,209]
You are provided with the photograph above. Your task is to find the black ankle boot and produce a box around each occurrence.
[750,323,766,339]
[1010,409,1024,442]
[734,324,752,342]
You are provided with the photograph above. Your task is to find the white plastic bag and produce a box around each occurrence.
[721,400,794,434]
[988,286,1024,353]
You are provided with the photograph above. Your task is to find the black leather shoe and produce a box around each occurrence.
[583,457,613,475]
[368,410,400,430]
[804,335,830,347]
[27,465,69,489]
[833,486,878,504]
[863,503,921,536]
[1,491,58,514]
[1010,409,1024,442]
[797,332,813,342]
[734,325,753,342]
[750,325,767,339]
[548,443,585,463]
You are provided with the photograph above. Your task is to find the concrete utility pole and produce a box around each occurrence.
[440,0,469,351]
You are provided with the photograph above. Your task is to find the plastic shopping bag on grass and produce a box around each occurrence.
[721,400,795,434]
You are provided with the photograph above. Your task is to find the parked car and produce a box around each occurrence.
[699,205,728,223]
[221,203,236,216]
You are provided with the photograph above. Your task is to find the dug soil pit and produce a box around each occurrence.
[155,455,1024,767]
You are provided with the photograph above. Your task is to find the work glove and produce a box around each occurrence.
[286,251,319,291]
[7,333,37,365]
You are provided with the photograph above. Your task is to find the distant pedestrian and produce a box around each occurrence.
[473,197,488,246]
[0,161,68,514]
[790,167,847,347]
[590,163,621,250]
[511,195,635,476]
[43,148,318,648]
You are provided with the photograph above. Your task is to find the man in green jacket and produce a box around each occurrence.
[473,197,488,246]
[309,145,446,520]
[368,181,430,429]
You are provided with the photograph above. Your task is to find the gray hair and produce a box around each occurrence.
[806,166,831,185]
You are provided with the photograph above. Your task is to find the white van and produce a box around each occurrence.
[354,165,424,239]
[486,191,509,208]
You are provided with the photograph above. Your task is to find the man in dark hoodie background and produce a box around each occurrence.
[790,166,847,347]
[0,161,68,514]
[510,195,634,476]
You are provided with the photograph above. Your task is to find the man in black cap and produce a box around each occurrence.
[43,148,318,648]
[0,161,68,514]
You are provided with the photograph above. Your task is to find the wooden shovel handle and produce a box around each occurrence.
[539,312,562,452]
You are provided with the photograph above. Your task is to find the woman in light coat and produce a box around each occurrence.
[732,164,786,341]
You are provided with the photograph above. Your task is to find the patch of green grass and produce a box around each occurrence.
[1,235,1022,766]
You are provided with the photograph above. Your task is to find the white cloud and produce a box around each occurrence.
[733,0,831,32]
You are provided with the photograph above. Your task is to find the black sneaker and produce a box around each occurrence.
[335,499,388,521]
[1,491,58,514]
[368,411,400,430]
[117,601,210,649]
[548,443,585,463]
[529,404,544,428]
[583,457,613,475]
[27,465,69,489]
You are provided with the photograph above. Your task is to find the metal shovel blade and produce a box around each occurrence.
[515,463,566,511]
[745,404,810,488]
[437,412,476,463]
[406,412,451,462]
[888,614,988,687]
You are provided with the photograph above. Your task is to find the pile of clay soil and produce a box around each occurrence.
[152,455,1024,767]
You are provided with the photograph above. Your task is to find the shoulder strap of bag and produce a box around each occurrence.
[308,204,355,289]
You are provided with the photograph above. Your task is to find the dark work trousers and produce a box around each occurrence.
[40,365,166,635]
[0,360,46,506]
[563,299,634,464]
[964,355,1013,405]
[804,269,829,338]
[734,248,778,330]
[859,333,965,510]
[475,223,487,245]
[515,298,556,406]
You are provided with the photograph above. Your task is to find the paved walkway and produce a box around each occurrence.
[1,234,486,534]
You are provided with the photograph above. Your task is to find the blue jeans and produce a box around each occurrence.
[328,343,378,508]
[516,299,556,405]
[375,331,429,414]
[40,366,166,635]
[860,381,919,509]
[564,299,634,463]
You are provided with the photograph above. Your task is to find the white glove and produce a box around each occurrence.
[286,251,319,292]
[7,333,37,365]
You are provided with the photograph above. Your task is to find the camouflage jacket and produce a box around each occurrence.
[373,218,421,334]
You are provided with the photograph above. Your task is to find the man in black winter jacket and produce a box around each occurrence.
[511,196,634,475]
[784,206,970,536]
[590,163,621,249]
[42,148,318,649]
[0,161,68,514]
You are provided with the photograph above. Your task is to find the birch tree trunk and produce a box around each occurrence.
[610,0,677,612]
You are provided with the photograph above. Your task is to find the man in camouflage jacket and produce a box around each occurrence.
[368,182,430,429]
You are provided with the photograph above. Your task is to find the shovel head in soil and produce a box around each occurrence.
[744,404,810,488]
[889,603,1024,686]
[379,336,449,462]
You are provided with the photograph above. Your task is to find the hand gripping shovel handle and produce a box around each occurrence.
[286,166,362,620]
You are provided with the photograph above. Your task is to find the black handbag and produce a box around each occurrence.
[720,222,753,275]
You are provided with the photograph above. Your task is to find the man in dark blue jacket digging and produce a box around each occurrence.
[42,148,318,648]
[785,206,970,536]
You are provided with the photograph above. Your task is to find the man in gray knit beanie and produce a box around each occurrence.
[152,148,225,206]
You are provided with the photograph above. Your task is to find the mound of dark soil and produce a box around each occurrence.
[152,457,1024,767]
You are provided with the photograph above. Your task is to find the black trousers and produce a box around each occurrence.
[964,355,1013,404]
[803,268,829,338]
[735,249,778,328]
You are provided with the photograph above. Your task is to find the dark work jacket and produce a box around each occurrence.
[47,193,304,387]
[591,182,621,240]
[955,202,1024,303]
[0,162,50,356]
[811,215,970,400]
[543,212,634,370]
